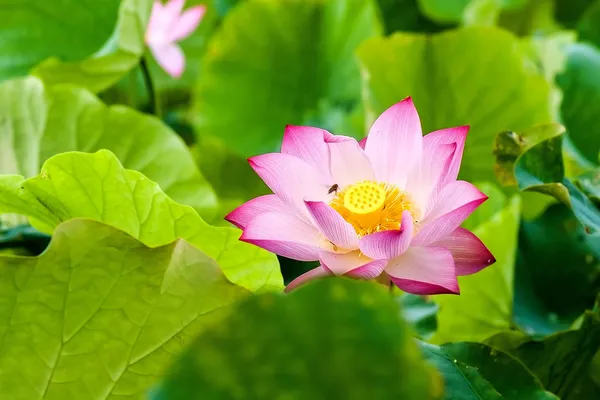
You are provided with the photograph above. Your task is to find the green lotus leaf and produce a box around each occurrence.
[156,278,442,399]
[421,341,558,399]
[490,305,600,399]
[0,149,282,293]
[0,76,217,220]
[193,0,383,157]
[493,123,600,234]
[0,218,249,399]
[31,0,152,93]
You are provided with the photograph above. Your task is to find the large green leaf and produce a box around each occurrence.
[421,341,558,399]
[0,150,282,293]
[31,0,153,93]
[557,43,600,165]
[493,123,600,234]
[0,76,217,219]
[492,307,600,399]
[421,342,502,399]
[193,0,383,157]
[432,192,521,343]
[0,218,249,399]
[494,124,600,334]
[493,123,565,187]
[0,0,119,80]
[514,204,600,336]
[155,278,442,399]
[357,26,552,184]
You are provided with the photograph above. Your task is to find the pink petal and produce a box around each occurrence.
[147,0,185,45]
[432,228,495,275]
[323,131,349,143]
[386,247,459,294]
[364,97,423,187]
[151,1,164,13]
[320,250,380,275]
[285,265,332,292]
[146,1,166,41]
[413,181,488,245]
[150,43,185,78]
[358,137,367,149]
[305,201,358,250]
[422,126,469,185]
[405,143,456,214]
[248,153,332,221]
[359,211,413,259]
[225,194,288,229]
[327,136,375,187]
[163,0,185,20]
[240,212,323,261]
[345,259,388,279]
[281,125,332,181]
[390,278,458,295]
[170,5,206,42]
[424,180,487,222]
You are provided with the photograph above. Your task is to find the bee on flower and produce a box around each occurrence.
[227,98,495,294]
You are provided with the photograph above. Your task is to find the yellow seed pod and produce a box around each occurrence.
[343,181,386,214]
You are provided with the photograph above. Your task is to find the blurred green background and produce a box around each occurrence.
[0,0,599,398]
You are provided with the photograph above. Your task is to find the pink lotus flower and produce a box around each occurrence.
[145,0,206,78]
[226,98,495,294]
